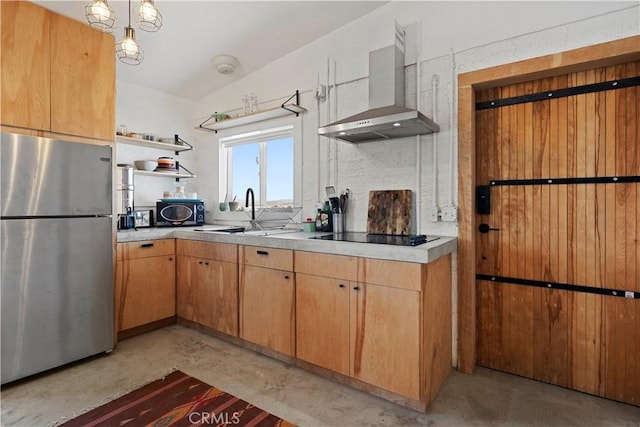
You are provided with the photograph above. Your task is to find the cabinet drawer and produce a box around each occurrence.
[295,251,358,281]
[241,246,293,271]
[117,239,175,260]
[176,239,237,262]
[363,258,422,291]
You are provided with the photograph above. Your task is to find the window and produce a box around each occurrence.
[220,124,296,208]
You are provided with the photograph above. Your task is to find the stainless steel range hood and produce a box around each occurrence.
[318,40,439,143]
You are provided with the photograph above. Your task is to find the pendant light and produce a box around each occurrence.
[116,0,143,65]
[85,0,116,33]
[135,0,162,32]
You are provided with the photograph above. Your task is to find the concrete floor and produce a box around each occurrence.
[2,325,639,427]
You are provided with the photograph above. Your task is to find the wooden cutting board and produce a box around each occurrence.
[367,190,413,235]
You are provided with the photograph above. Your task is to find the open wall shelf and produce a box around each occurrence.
[116,134,195,181]
[134,169,195,179]
[115,135,193,153]
[198,90,306,133]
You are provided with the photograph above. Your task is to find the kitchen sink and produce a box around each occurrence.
[193,226,301,236]
[242,228,301,236]
[194,226,245,233]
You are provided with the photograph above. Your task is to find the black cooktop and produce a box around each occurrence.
[311,232,439,246]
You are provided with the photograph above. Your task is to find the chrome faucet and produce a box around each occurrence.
[245,187,256,225]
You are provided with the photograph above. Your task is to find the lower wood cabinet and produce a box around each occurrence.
[296,273,422,399]
[239,246,295,356]
[352,281,422,399]
[115,239,176,334]
[296,274,350,375]
[295,251,452,406]
[176,240,238,336]
[120,238,453,412]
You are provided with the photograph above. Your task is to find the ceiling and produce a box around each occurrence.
[35,1,388,101]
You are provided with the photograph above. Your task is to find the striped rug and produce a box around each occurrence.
[62,370,296,426]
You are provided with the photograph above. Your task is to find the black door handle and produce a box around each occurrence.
[257,250,269,256]
[479,223,500,233]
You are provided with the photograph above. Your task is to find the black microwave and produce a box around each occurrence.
[156,200,205,227]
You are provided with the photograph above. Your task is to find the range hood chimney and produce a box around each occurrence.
[318,25,439,143]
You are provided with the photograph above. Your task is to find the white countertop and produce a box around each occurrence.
[117,227,457,264]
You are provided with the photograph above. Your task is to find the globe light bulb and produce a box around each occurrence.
[116,26,143,65]
[135,0,162,32]
[91,1,109,20]
[139,2,157,21]
[85,0,116,32]
[122,37,139,55]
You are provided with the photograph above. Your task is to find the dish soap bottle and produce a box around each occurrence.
[315,209,322,230]
[322,201,333,232]
[173,185,186,199]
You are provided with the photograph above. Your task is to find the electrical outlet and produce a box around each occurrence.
[428,206,440,222]
[315,84,327,102]
[441,205,458,222]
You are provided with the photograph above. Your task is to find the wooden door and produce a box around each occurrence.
[239,265,295,356]
[121,255,176,330]
[1,1,50,130]
[296,273,350,375]
[351,282,421,400]
[50,12,115,140]
[475,62,639,405]
[198,260,238,336]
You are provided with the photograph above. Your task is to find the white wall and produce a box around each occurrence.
[115,81,197,211]
[117,1,639,231]
[191,1,639,235]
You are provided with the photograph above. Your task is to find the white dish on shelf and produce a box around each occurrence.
[134,160,156,171]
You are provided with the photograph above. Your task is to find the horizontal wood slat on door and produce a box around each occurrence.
[475,60,639,406]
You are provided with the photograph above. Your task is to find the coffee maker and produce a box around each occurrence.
[116,164,136,230]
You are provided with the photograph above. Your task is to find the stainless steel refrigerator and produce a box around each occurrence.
[1,132,114,384]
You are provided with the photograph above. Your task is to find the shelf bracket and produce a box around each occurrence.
[175,163,195,182]
[198,115,218,133]
[281,90,301,116]
[174,134,193,154]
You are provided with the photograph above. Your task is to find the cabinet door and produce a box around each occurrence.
[176,255,198,323]
[296,273,350,375]
[121,255,176,330]
[240,265,294,356]
[0,1,50,130]
[351,282,421,400]
[198,260,238,336]
[50,12,115,140]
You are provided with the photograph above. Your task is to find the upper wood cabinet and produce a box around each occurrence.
[1,1,50,130]
[50,12,115,140]
[0,1,115,141]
